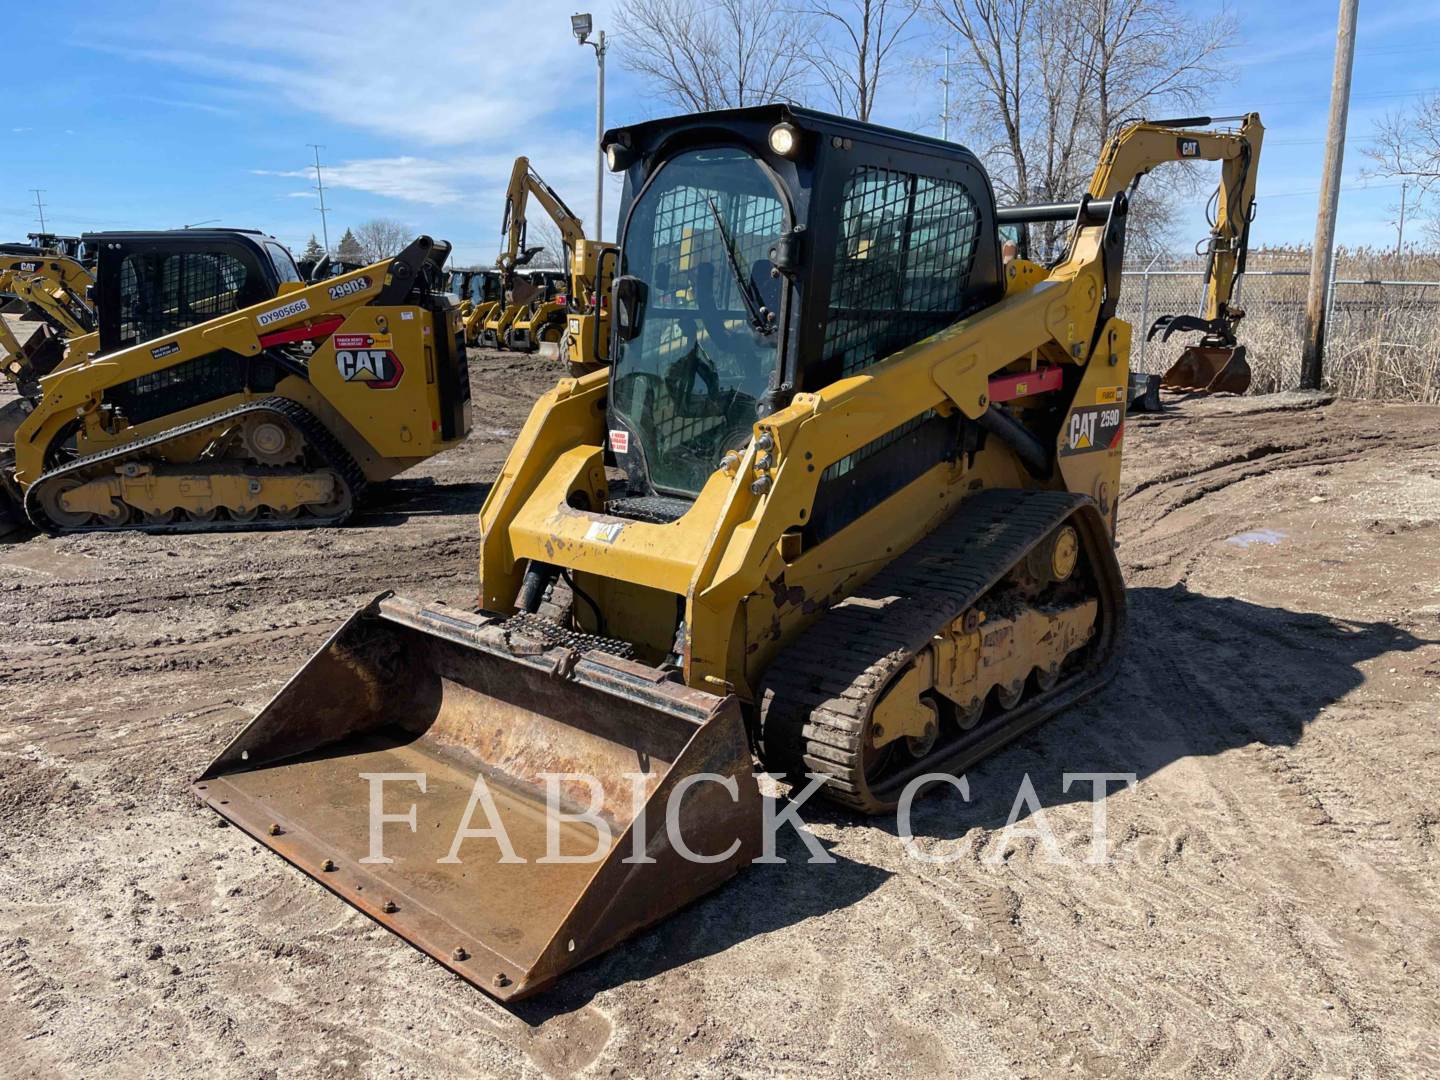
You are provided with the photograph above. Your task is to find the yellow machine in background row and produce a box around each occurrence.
[1088,114,1264,394]
[0,251,97,385]
[198,109,1261,1001]
[1,230,470,533]
[477,155,616,365]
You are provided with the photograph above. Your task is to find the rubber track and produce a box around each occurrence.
[24,396,366,535]
[757,488,1127,813]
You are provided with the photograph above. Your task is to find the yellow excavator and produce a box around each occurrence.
[1090,113,1264,394]
[196,108,1256,1001]
[476,156,616,363]
[1,229,470,533]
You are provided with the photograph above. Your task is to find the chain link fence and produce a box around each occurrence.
[1117,263,1440,402]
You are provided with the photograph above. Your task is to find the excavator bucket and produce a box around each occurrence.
[194,594,762,1001]
[1160,343,1252,395]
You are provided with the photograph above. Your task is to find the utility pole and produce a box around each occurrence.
[941,45,950,140]
[1394,180,1408,258]
[1299,0,1359,391]
[30,189,46,233]
[308,143,332,254]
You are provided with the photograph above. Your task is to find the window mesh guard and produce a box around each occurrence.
[118,252,250,346]
[642,183,783,465]
[825,167,981,376]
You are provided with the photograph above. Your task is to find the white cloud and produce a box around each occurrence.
[251,143,603,213]
[76,0,609,146]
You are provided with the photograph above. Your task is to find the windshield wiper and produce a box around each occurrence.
[705,196,775,336]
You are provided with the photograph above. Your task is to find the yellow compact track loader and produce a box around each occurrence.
[505,269,568,352]
[0,251,96,384]
[197,106,1255,1001]
[457,269,505,345]
[1,229,470,533]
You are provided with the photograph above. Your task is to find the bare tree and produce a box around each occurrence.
[615,0,815,111]
[1365,94,1440,243]
[804,0,920,121]
[524,218,568,270]
[353,218,413,262]
[932,0,1234,256]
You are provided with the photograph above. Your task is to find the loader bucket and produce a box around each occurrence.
[1160,344,1252,395]
[0,402,32,539]
[195,594,762,1001]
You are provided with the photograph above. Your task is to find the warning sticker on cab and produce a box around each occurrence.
[256,297,311,327]
[1095,384,1125,405]
[609,429,630,454]
[585,521,624,544]
[1062,404,1124,456]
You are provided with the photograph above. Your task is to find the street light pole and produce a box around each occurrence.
[573,13,607,241]
[941,45,950,141]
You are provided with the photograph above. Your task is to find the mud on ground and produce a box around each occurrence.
[2,352,1438,1078]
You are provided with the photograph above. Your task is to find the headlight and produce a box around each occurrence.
[606,143,637,172]
[768,122,800,158]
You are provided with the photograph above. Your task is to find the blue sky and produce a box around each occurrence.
[4,0,1439,266]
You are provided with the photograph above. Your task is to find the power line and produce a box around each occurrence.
[29,189,46,233]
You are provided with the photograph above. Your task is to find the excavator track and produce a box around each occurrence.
[757,488,1127,813]
[23,396,366,535]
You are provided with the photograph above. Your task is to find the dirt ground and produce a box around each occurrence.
[2,346,1438,1078]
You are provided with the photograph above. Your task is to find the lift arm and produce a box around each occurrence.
[0,254,96,337]
[1088,114,1263,332]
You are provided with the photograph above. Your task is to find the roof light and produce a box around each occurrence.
[768,122,800,158]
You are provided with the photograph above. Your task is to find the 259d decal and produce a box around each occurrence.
[1062,403,1124,456]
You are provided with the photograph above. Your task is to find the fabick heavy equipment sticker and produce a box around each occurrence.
[1062,403,1123,456]
[334,333,403,389]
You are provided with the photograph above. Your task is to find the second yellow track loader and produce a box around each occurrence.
[0,251,96,388]
[1,230,470,533]
[197,107,1257,1001]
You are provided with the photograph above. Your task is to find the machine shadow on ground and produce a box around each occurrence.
[513,583,1431,1019]
[354,478,495,524]
[880,584,1433,840]
[510,829,892,1024]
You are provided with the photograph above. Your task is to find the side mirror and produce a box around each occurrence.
[613,274,647,342]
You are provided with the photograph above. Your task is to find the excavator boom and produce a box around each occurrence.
[1089,113,1264,393]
